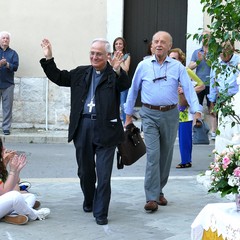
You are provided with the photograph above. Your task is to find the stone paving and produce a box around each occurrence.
[0,119,233,240]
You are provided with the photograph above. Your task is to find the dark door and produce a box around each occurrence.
[123,0,188,105]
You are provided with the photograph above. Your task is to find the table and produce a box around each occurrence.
[191,202,240,240]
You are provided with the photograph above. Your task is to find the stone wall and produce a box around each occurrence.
[0,78,70,130]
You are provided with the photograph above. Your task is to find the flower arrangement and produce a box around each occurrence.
[208,145,240,197]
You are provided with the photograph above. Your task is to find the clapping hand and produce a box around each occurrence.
[3,149,16,167]
[197,51,204,61]
[197,50,207,62]
[0,57,7,67]
[9,154,27,174]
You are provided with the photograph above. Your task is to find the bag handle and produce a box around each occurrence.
[195,118,203,128]
[117,151,124,169]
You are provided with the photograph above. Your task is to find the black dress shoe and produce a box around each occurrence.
[83,205,92,212]
[3,130,10,135]
[96,217,108,225]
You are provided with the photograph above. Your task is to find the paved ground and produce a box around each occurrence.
[0,121,233,240]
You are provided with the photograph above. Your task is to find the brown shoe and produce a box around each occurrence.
[158,196,168,206]
[3,214,28,225]
[33,200,41,209]
[144,201,158,212]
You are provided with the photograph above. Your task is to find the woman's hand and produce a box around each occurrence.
[0,154,27,195]
[108,50,124,72]
[178,86,184,94]
[9,154,27,174]
[16,154,27,172]
[3,149,16,167]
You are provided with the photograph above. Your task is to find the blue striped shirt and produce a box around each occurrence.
[208,54,240,103]
[125,55,200,114]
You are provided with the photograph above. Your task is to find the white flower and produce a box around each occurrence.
[228,176,237,187]
[228,175,240,188]
[212,149,217,154]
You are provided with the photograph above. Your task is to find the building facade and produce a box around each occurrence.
[0,0,205,130]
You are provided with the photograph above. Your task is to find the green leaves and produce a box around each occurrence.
[200,0,240,57]
[190,0,240,130]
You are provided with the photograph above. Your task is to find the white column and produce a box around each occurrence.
[107,0,124,50]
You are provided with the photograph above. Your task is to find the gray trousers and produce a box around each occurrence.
[140,105,179,202]
[0,85,14,131]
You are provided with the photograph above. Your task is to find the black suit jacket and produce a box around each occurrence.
[40,58,131,146]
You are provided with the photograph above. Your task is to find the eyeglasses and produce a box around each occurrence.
[153,76,167,82]
[89,51,104,58]
[152,62,168,82]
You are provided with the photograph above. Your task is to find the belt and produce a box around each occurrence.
[143,103,177,112]
[82,114,97,120]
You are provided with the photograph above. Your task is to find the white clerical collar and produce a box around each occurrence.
[94,65,107,75]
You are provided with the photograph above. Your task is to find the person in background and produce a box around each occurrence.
[0,31,19,135]
[188,30,217,140]
[0,138,50,225]
[143,41,154,60]
[208,41,240,123]
[3,148,40,208]
[112,37,131,124]
[169,48,205,168]
[124,31,201,212]
[40,38,130,225]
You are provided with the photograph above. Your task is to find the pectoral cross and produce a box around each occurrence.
[87,100,95,112]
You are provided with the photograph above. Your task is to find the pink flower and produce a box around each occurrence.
[234,167,240,177]
[227,152,234,158]
[214,166,220,172]
[222,156,231,166]
[210,164,215,169]
[208,145,240,196]
[222,164,228,170]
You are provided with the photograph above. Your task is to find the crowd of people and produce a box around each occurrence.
[0,29,239,226]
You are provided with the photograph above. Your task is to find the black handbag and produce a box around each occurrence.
[117,123,146,169]
[192,119,210,145]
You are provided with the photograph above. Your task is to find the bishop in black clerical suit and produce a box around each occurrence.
[40,38,131,225]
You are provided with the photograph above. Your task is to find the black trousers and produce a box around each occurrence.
[73,117,115,219]
[197,86,210,107]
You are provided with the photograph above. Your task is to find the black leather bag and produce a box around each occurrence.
[192,119,210,145]
[117,123,146,169]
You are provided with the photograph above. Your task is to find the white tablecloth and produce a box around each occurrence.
[191,202,240,240]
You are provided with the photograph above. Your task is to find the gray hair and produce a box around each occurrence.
[0,31,11,39]
[91,38,111,53]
